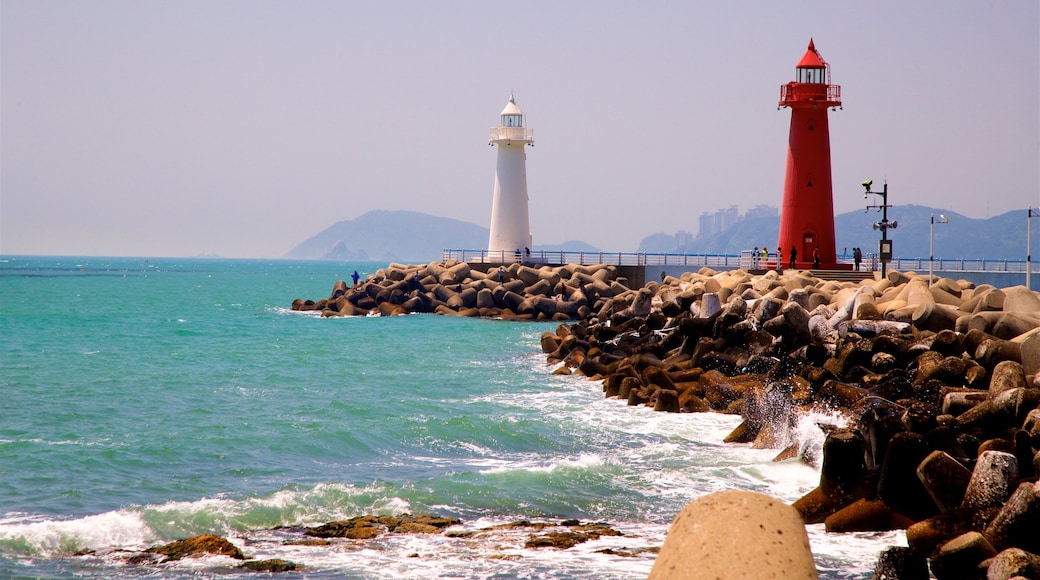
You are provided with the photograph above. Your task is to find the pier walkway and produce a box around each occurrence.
[442,249,1038,290]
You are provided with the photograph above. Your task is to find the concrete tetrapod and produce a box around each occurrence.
[649,490,817,580]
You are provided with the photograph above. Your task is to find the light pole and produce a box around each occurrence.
[863,179,898,279]
[930,213,949,286]
[1028,206,1039,290]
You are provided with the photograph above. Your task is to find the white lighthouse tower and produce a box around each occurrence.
[488,93,534,261]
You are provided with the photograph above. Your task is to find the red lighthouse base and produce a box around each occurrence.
[777,104,847,271]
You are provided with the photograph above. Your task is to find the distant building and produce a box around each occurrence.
[745,204,779,220]
[695,204,776,240]
[698,213,715,239]
[715,206,739,234]
[675,230,694,247]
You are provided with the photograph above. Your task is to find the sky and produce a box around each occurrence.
[2,1,1038,258]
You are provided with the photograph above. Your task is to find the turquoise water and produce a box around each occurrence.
[0,256,900,578]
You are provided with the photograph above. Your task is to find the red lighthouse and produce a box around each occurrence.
[777,39,847,270]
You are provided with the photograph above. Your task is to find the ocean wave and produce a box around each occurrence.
[0,487,668,579]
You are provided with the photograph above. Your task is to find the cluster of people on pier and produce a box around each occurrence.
[748,245,821,272]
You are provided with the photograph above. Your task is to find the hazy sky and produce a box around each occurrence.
[3,1,1038,258]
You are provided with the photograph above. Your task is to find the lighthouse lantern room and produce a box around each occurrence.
[488,93,534,260]
[776,39,848,271]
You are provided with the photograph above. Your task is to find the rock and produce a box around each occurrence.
[985,548,1040,580]
[540,331,560,354]
[929,531,997,580]
[1001,286,1040,317]
[987,313,1040,341]
[146,534,244,561]
[913,303,961,333]
[942,390,990,417]
[818,430,868,502]
[989,361,1028,397]
[524,521,621,549]
[653,389,680,413]
[960,451,1018,511]
[1020,333,1040,380]
[330,279,349,299]
[993,388,1040,424]
[872,546,929,580]
[983,481,1040,553]
[648,491,817,580]
[917,450,973,513]
[905,279,936,307]
[792,485,850,524]
[823,498,909,533]
[306,514,461,539]
[878,432,939,521]
[239,559,299,572]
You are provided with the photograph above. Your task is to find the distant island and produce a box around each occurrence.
[285,206,1036,263]
[283,210,602,263]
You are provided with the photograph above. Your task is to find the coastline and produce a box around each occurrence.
[294,260,1040,577]
[6,256,1036,577]
[535,265,1040,578]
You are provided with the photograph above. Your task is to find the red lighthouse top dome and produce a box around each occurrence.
[796,39,827,69]
[779,38,840,108]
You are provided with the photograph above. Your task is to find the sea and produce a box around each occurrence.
[0,256,905,579]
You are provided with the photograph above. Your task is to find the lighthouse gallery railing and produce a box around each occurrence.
[488,127,534,142]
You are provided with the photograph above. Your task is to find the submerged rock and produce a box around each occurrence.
[239,558,299,572]
[305,514,462,539]
[145,534,244,561]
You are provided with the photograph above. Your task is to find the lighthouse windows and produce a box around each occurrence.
[502,114,523,127]
[797,66,826,84]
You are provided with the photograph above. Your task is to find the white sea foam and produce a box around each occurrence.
[0,482,422,559]
[235,516,665,580]
[0,510,158,556]
[479,452,607,474]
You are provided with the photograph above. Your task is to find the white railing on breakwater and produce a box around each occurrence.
[443,249,1034,274]
[886,257,1032,273]
[442,249,745,268]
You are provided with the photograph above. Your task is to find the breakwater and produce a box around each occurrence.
[538,267,1040,579]
[293,261,1040,578]
[291,261,629,320]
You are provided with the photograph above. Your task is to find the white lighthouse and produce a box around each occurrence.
[487,93,534,261]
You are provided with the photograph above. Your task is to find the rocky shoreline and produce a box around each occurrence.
[293,260,1040,579]
[534,265,1040,580]
[93,516,642,573]
[291,261,625,320]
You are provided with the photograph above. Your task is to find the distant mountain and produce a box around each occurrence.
[639,205,1037,261]
[290,206,1035,263]
[535,240,602,253]
[832,205,1032,261]
[679,216,780,256]
[285,210,488,262]
[286,211,603,262]
[637,233,677,254]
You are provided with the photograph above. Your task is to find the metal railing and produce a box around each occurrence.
[779,83,841,106]
[489,127,534,143]
[443,249,743,268]
[443,249,1033,274]
[886,257,1031,274]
